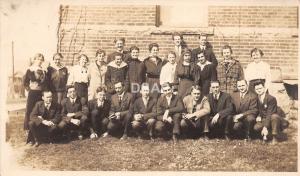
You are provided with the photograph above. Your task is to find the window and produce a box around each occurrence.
[159,4,208,27]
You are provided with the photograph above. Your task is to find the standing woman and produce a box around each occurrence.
[174,48,200,98]
[67,54,89,100]
[23,53,48,142]
[245,48,271,93]
[88,49,107,100]
[195,51,217,95]
[47,53,68,104]
[160,51,178,91]
[141,43,163,99]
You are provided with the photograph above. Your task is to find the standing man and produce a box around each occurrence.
[231,80,258,140]
[192,33,218,67]
[29,91,61,146]
[130,83,157,140]
[207,80,233,139]
[155,82,184,143]
[180,85,210,139]
[102,81,133,140]
[217,45,244,94]
[107,37,130,64]
[253,81,283,144]
[58,85,89,141]
[172,32,187,63]
[88,87,111,139]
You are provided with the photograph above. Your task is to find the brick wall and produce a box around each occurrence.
[208,6,298,28]
[58,5,298,79]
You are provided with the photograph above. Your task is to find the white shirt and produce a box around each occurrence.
[245,61,271,90]
[70,97,77,104]
[197,61,212,71]
[160,62,177,85]
[166,95,172,106]
[97,99,104,107]
[259,92,266,103]
[44,103,51,110]
[213,92,220,100]
[67,65,89,85]
[142,97,149,106]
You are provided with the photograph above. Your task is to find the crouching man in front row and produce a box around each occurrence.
[102,81,133,140]
[180,85,211,139]
[29,91,61,147]
[253,81,283,144]
[155,82,184,143]
[131,83,157,140]
[58,85,89,141]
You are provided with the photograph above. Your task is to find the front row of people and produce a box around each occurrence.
[28,79,286,147]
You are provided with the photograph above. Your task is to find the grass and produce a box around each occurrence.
[6,110,298,171]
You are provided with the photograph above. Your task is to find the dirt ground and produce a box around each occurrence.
[5,109,298,171]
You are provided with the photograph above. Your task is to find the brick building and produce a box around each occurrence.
[57,5,298,79]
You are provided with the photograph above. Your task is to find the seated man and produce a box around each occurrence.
[131,83,157,140]
[155,82,184,143]
[58,85,89,141]
[231,80,258,140]
[102,81,133,140]
[88,87,111,139]
[181,85,210,139]
[29,91,61,147]
[253,81,283,144]
[207,80,234,139]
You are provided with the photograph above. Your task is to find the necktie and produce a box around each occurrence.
[45,104,50,110]
[119,96,122,104]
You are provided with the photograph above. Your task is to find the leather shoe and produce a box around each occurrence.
[120,134,128,140]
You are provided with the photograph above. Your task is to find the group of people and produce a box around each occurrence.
[23,33,286,147]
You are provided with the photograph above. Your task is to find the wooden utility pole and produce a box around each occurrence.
[12,41,14,82]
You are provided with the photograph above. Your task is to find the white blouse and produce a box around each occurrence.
[160,62,177,85]
[67,65,89,85]
[245,61,271,90]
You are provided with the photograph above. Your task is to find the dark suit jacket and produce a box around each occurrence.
[207,91,233,118]
[231,91,258,117]
[156,94,184,120]
[191,43,218,67]
[258,93,278,127]
[131,96,157,120]
[88,99,111,118]
[61,97,88,120]
[30,101,61,125]
[110,92,133,117]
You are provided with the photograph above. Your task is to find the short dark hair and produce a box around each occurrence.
[237,79,248,85]
[96,49,106,57]
[253,80,265,88]
[172,32,183,40]
[221,45,233,55]
[130,46,140,52]
[96,86,106,93]
[161,82,171,89]
[66,85,76,92]
[114,52,123,59]
[114,37,125,44]
[42,90,52,96]
[114,81,124,87]
[148,43,159,52]
[77,54,89,62]
[182,48,192,55]
[250,48,264,57]
[53,53,63,60]
[210,80,220,86]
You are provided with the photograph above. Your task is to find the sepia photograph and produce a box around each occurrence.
[1,0,299,175]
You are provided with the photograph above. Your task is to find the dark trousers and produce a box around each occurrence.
[52,91,65,105]
[90,109,107,134]
[58,115,88,136]
[232,114,256,137]
[254,114,281,136]
[208,115,232,136]
[74,82,88,100]
[131,118,156,137]
[102,113,131,136]
[154,113,181,136]
[180,115,209,136]
[28,121,58,143]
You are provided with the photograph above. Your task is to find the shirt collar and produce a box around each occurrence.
[260,92,266,102]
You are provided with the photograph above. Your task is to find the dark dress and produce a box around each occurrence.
[141,56,163,99]
[127,57,143,97]
[47,65,68,104]
[105,61,129,94]
[23,66,48,143]
[174,63,199,98]
[195,62,217,95]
